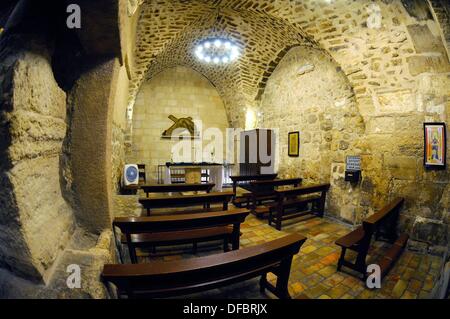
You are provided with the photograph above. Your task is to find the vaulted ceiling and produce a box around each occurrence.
[129,0,450,125]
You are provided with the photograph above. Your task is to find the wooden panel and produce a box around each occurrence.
[140,183,215,195]
[364,198,404,225]
[103,233,306,277]
[114,208,249,233]
[139,191,233,209]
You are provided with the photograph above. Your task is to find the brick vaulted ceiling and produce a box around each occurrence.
[129,0,314,124]
[129,0,450,125]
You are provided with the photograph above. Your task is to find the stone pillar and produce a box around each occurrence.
[0,39,75,282]
[70,58,120,233]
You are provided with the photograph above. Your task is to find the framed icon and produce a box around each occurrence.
[288,131,300,157]
[424,123,446,170]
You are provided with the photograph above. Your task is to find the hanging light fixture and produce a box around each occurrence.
[194,8,240,65]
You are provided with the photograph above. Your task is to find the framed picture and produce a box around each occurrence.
[288,131,300,157]
[424,123,446,170]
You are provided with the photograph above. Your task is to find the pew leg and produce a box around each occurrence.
[276,208,283,231]
[275,257,293,299]
[126,235,138,264]
[129,246,138,264]
[259,273,268,293]
[276,220,282,231]
[193,241,198,254]
[232,223,240,250]
[337,248,346,271]
[223,237,230,252]
[355,251,368,277]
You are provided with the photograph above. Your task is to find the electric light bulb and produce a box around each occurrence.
[214,39,222,47]
[213,57,220,64]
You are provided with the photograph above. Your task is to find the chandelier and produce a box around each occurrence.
[194,7,240,65]
[194,38,240,64]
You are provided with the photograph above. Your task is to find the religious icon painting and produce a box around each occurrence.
[424,123,446,170]
[288,131,300,157]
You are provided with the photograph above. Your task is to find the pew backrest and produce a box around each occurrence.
[113,208,249,234]
[362,197,404,242]
[230,174,278,196]
[140,183,215,197]
[274,183,330,199]
[139,191,233,215]
[250,178,302,189]
[102,233,306,299]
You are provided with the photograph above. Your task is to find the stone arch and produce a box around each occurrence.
[128,65,229,182]
[258,45,366,223]
[128,5,313,129]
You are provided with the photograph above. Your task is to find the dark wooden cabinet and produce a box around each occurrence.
[239,129,276,175]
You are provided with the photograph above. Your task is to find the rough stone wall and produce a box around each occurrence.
[112,123,126,193]
[69,58,119,234]
[128,0,449,254]
[129,66,228,182]
[0,229,113,298]
[0,38,75,282]
[259,46,365,222]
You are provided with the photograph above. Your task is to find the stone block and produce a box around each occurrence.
[366,117,395,133]
[377,90,416,113]
[407,55,450,76]
[384,155,417,180]
[407,24,446,54]
[411,217,448,246]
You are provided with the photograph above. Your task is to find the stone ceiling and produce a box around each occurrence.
[130,0,450,126]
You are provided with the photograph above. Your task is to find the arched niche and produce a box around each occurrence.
[128,66,229,182]
[258,45,366,223]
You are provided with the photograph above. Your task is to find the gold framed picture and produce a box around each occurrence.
[424,123,446,170]
[288,131,300,157]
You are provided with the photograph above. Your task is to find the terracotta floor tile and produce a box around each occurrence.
[144,214,441,299]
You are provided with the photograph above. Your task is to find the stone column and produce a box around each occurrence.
[70,58,120,233]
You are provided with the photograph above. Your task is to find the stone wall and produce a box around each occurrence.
[259,46,365,223]
[112,123,126,193]
[0,0,129,297]
[256,35,449,254]
[129,66,229,182]
[0,37,75,282]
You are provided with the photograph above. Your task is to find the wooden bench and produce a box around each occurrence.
[140,183,215,197]
[268,183,330,230]
[335,198,409,280]
[230,174,277,207]
[102,233,307,299]
[113,208,249,264]
[247,178,303,217]
[138,191,233,216]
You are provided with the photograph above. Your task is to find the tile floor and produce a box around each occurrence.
[138,208,442,299]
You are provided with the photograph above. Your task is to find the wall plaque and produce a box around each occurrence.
[346,156,361,171]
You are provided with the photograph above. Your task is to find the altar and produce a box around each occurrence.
[163,163,224,192]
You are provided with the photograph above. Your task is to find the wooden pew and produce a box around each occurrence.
[230,174,277,207]
[268,183,330,230]
[113,208,250,264]
[102,233,307,299]
[140,183,215,198]
[335,198,408,280]
[247,178,303,217]
[139,191,233,216]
